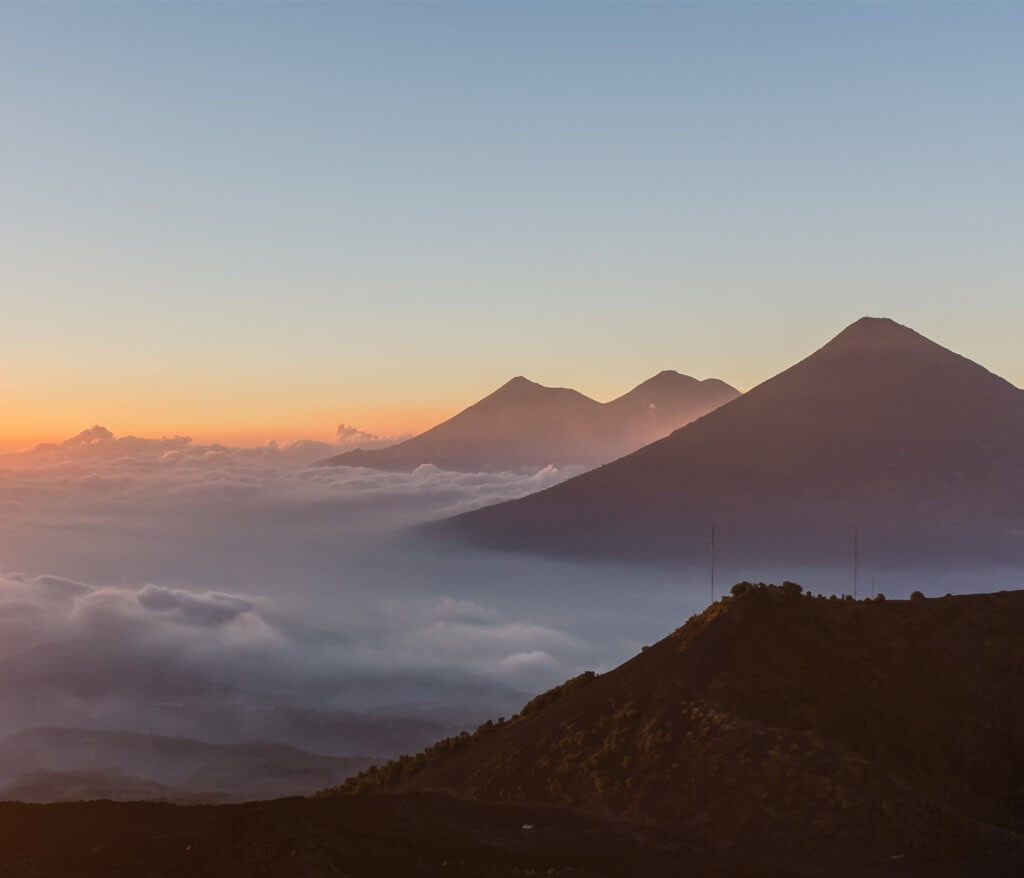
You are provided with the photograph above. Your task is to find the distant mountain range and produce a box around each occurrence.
[0,727,376,802]
[339,587,1024,865]
[439,317,1024,565]
[320,371,739,473]
[0,643,524,760]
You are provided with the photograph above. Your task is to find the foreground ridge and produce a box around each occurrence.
[328,585,1024,865]
[1,586,1022,876]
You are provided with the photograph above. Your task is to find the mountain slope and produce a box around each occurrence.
[2,591,1021,876]
[333,587,1024,862]
[321,372,738,473]
[441,318,1024,563]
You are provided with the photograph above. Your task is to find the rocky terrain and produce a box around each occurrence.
[331,586,1024,870]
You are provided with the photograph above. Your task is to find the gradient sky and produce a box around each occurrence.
[2,1,1022,448]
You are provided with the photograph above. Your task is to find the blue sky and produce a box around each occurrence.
[2,1,1022,444]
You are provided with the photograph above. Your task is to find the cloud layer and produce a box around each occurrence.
[0,428,594,684]
[0,567,594,753]
[0,426,708,751]
[1,426,579,526]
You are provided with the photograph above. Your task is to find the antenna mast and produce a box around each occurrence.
[710,522,716,604]
[853,530,859,599]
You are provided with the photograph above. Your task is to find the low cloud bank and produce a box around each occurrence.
[0,427,704,752]
[3,425,1002,759]
[0,571,586,692]
[0,426,581,527]
[0,568,613,755]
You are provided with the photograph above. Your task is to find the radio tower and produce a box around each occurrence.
[710,523,716,604]
[853,530,859,599]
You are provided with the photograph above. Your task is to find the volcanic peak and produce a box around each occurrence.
[810,316,934,357]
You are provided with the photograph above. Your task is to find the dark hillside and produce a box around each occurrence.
[1,790,1020,877]
[2,589,1022,877]
[0,792,814,877]
[333,588,1024,862]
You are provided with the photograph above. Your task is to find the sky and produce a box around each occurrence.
[2,1,1023,448]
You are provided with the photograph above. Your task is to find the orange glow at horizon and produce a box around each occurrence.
[0,404,453,453]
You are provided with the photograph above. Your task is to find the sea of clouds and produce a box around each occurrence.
[0,426,701,749]
[2,424,1013,762]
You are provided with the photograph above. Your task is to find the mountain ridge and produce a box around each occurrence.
[331,586,1024,863]
[0,727,376,802]
[321,370,738,473]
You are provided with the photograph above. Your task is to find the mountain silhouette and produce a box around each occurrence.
[4,589,1023,875]
[321,372,738,473]
[440,317,1024,564]
[335,586,1024,864]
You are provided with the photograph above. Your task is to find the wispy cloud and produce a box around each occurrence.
[334,422,412,451]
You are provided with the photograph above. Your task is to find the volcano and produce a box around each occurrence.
[321,372,737,473]
[441,318,1024,564]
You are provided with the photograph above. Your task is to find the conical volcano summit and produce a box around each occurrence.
[440,317,1024,565]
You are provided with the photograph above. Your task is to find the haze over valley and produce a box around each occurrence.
[0,370,739,800]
